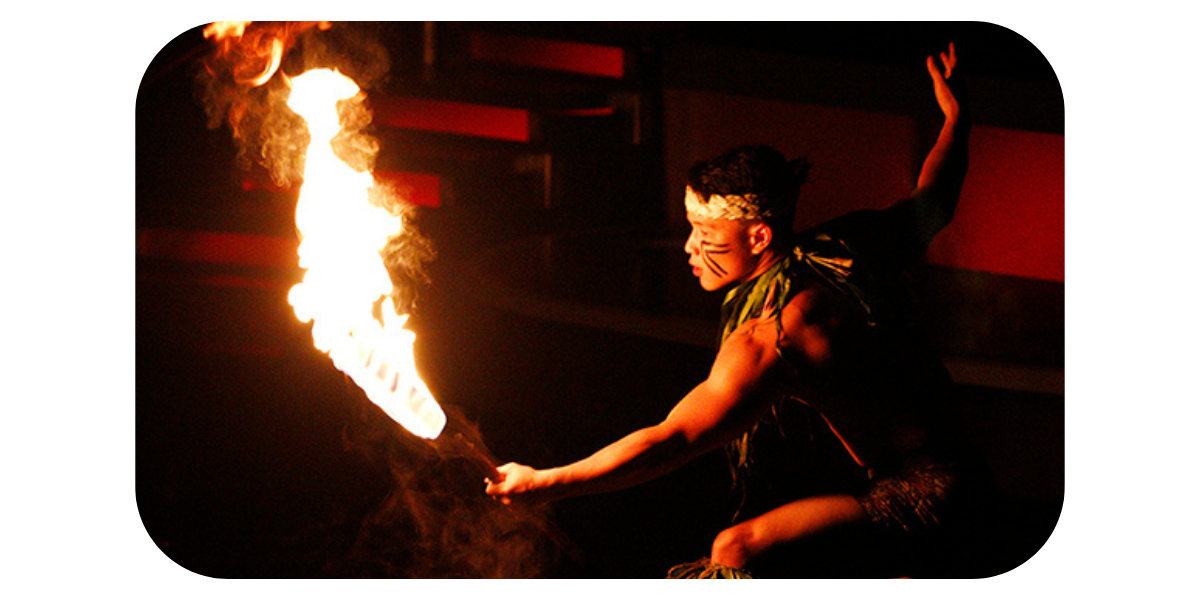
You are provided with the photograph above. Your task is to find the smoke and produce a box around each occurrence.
[198,22,306,187]
[197,22,558,577]
[197,21,432,314]
[327,403,567,578]
[196,21,390,188]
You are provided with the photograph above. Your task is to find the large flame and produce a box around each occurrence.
[286,68,446,439]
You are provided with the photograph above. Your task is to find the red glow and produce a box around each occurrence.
[369,95,530,142]
[238,169,441,209]
[137,227,297,270]
[373,170,441,208]
[469,31,625,79]
[927,125,1065,282]
[936,132,1200,282]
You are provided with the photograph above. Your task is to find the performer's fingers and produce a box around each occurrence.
[945,43,957,78]
[926,55,942,81]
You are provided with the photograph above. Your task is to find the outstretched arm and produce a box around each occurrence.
[486,319,784,504]
[905,43,972,248]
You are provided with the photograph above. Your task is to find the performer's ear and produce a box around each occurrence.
[748,223,772,255]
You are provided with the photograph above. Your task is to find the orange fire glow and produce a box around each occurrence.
[285,68,446,439]
[203,21,330,88]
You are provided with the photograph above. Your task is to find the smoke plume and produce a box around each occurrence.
[196,22,556,577]
[327,402,566,578]
[198,22,431,315]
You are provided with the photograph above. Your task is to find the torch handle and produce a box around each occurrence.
[452,432,502,481]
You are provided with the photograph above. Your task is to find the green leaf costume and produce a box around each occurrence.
[717,207,923,521]
[669,203,948,577]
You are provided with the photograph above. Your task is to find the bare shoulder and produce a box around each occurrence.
[721,286,830,355]
[711,315,784,388]
[781,283,836,326]
[712,284,847,385]
[777,285,840,369]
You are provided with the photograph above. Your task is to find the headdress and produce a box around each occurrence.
[684,186,770,221]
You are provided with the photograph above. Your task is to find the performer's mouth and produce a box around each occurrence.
[692,266,703,277]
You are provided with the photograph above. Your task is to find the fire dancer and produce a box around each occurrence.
[487,44,989,577]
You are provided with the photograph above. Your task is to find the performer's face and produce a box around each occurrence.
[684,212,759,291]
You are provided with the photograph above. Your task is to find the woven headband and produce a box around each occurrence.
[685,186,769,221]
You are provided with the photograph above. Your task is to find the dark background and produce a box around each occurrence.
[136,22,1063,578]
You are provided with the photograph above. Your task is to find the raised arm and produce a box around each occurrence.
[908,42,971,247]
[485,319,785,504]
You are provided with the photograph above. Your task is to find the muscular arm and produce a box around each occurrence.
[818,44,970,263]
[486,318,786,503]
[897,43,972,249]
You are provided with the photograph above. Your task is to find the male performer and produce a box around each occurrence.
[487,44,987,576]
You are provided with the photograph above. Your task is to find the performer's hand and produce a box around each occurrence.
[484,462,542,505]
[927,42,961,122]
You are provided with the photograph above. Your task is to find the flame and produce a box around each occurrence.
[285,68,446,439]
[202,21,251,40]
[202,21,330,88]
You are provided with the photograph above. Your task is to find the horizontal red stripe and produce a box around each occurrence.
[137,228,298,270]
[369,95,530,142]
[372,170,441,208]
[926,126,1064,282]
[469,31,625,79]
[238,170,441,209]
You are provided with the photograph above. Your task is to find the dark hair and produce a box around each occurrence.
[686,145,813,241]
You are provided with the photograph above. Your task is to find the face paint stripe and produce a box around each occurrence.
[702,253,727,276]
[700,242,729,276]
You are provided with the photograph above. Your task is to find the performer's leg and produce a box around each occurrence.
[710,494,869,569]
